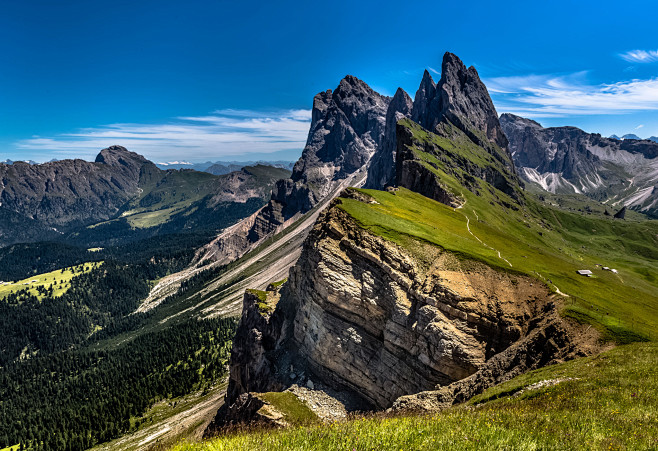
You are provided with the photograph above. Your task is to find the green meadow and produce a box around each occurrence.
[173,342,658,450]
[0,262,102,300]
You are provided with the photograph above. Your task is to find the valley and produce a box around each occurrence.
[1,50,657,451]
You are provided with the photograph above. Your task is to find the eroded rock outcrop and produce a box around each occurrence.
[210,197,592,430]
[205,52,594,433]
[366,52,519,193]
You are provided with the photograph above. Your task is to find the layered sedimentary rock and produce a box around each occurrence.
[212,196,589,428]
[206,52,591,432]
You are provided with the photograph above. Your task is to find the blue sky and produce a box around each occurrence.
[3,0,658,162]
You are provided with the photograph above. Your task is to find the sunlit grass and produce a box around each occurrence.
[173,343,658,450]
[0,261,102,300]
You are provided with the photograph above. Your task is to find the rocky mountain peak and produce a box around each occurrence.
[95,145,148,167]
[411,70,437,127]
[365,88,413,189]
[436,52,508,151]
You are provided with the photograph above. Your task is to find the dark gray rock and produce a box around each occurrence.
[614,206,627,219]
[0,146,150,237]
[501,113,658,217]
[365,87,413,188]
[198,75,390,264]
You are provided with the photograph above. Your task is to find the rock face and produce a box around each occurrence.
[409,55,513,172]
[196,76,390,266]
[206,52,592,432]
[0,146,151,235]
[212,198,590,426]
[395,119,522,206]
[501,113,658,217]
[365,88,413,189]
[366,52,518,191]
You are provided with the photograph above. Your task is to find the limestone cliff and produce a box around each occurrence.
[209,195,592,430]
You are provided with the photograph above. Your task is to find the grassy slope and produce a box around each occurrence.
[334,119,658,342]
[0,262,102,300]
[122,169,220,229]
[338,187,658,341]
[176,120,658,449]
[172,343,658,450]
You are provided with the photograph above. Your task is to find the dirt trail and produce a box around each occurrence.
[457,200,512,268]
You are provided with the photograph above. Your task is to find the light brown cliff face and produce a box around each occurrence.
[211,199,593,430]
[287,206,567,409]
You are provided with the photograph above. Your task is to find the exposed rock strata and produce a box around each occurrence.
[210,200,591,430]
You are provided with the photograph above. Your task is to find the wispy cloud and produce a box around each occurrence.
[635,124,645,130]
[486,72,658,118]
[427,66,440,75]
[16,109,312,161]
[619,49,658,63]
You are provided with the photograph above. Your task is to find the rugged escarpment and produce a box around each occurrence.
[501,113,658,217]
[365,88,413,189]
[205,52,604,433]
[209,196,593,430]
[366,52,520,194]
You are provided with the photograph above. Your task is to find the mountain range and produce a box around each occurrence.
[0,147,290,247]
[501,114,658,217]
[609,134,658,142]
[197,52,658,433]
[1,51,657,451]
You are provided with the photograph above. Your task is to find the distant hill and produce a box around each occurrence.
[501,114,658,217]
[0,147,290,247]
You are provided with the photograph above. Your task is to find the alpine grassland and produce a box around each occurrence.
[173,342,658,450]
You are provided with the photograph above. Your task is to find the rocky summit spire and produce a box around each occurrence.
[365,87,413,188]
[435,52,508,151]
[411,69,437,129]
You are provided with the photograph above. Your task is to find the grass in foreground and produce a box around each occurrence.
[174,342,658,450]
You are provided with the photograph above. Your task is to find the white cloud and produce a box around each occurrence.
[486,72,658,118]
[619,49,658,63]
[16,109,312,161]
[635,124,645,130]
